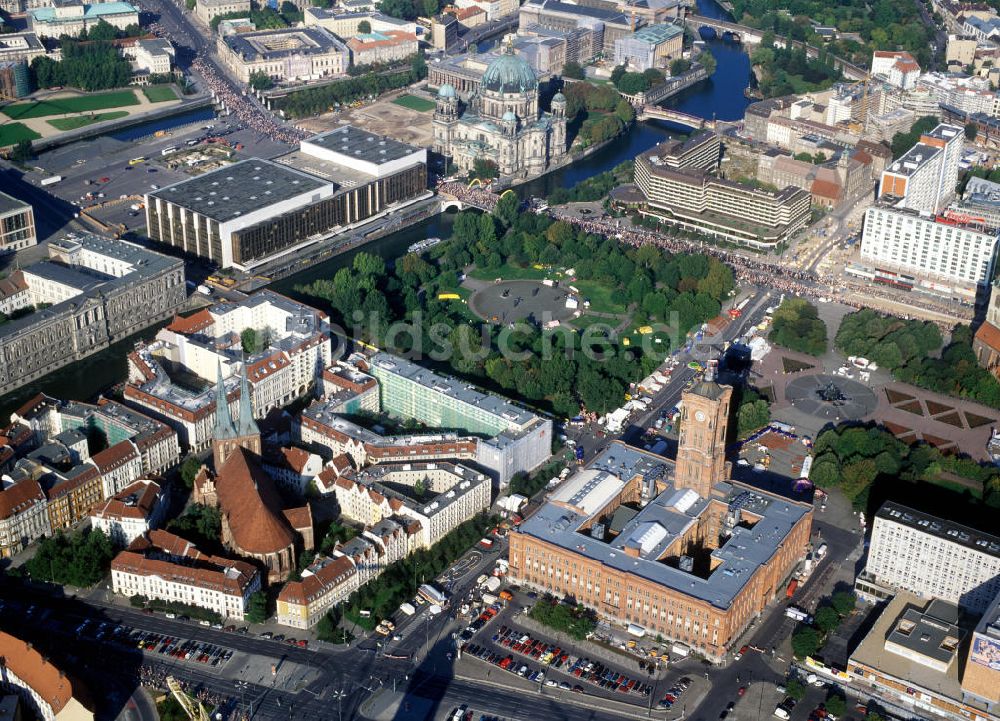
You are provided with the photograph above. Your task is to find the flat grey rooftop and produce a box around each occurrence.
[303,126,422,165]
[369,352,537,427]
[22,260,105,292]
[876,501,1000,557]
[223,26,346,61]
[149,159,328,222]
[0,191,30,216]
[517,442,810,609]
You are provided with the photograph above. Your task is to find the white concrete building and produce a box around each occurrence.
[0,192,36,253]
[871,50,921,90]
[92,440,143,500]
[90,479,164,546]
[262,446,324,496]
[276,553,359,628]
[122,38,175,75]
[857,501,1000,614]
[858,205,999,303]
[327,462,491,549]
[111,529,261,620]
[28,2,139,39]
[0,479,50,559]
[879,123,964,213]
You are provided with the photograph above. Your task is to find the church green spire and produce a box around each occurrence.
[236,362,258,437]
[212,360,237,440]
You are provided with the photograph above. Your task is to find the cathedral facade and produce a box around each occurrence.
[433,44,567,178]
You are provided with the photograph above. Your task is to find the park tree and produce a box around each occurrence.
[9,139,33,163]
[831,591,856,616]
[966,122,979,141]
[179,455,203,489]
[246,591,269,623]
[791,626,821,658]
[615,71,652,94]
[471,158,499,181]
[614,98,636,124]
[785,679,806,701]
[814,606,840,634]
[358,19,372,33]
[241,327,261,354]
[699,49,717,75]
[493,191,519,229]
[562,61,585,79]
[825,693,847,717]
[248,70,274,91]
[670,58,692,76]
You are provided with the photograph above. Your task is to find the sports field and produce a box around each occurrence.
[143,86,178,103]
[2,90,140,120]
[47,111,130,131]
[392,94,435,112]
[0,122,41,147]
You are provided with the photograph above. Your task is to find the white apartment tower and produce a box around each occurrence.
[878,123,964,213]
[857,501,1000,614]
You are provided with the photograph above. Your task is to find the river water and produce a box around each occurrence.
[0,0,749,419]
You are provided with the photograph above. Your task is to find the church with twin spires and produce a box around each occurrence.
[193,362,313,583]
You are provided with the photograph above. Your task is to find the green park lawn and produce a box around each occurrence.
[392,94,436,112]
[143,86,178,103]
[2,90,139,120]
[571,279,629,315]
[47,111,130,131]
[0,122,41,147]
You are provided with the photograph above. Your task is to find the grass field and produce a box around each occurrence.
[0,122,41,147]
[47,111,130,131]
[571,279,628,315]
[2,90,139,120]
[143,86,178,103]
[468,263,549,281]
[392,94,435,112]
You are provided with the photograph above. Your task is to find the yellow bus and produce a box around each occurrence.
[129,157,146,165]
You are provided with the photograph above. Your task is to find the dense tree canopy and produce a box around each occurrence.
[298,205,734,417]
[891,115,940,159]
[836,310,1000,408]
[730,0,932,67]
[27,528,114,587]
[31,40,132,91]
[274,58,426,117]
[769,298,827,356]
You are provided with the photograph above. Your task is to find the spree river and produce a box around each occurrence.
[0,0,750,419]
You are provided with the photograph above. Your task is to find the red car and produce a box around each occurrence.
[737,687,746,697]
[99,177,110,182]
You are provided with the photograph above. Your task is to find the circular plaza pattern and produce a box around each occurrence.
[784,374,878,422]
[469,280,578,324]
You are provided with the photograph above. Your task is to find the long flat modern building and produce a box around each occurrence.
[628,137,811,248]
[366,352,552,484]
[217,26,349,84]
[145,127,427,270]
[509,441,812,661]
[857,501,1000,614]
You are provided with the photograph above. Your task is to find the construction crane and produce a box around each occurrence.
[166,676,211,721]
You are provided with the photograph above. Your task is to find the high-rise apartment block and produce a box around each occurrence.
[878,123,964,214]
[857,501,1000,614]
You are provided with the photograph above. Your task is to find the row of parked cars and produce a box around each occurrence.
[458,601,503,642]
[130,629,233,666]
[462,643,582,693]
[479,625,653,698]
[656,676,692,710]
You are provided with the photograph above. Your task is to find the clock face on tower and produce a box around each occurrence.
[695,410,706,423]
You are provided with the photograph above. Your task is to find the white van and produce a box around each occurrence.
[773,706,790,719]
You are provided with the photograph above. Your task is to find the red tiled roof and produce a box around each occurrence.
[112,543,257,596]
[0,631,82,714]
[0,479,46,520]
[166,309,214,335]
[215,448,295,555]
[811,178,842,201]
[92,440,139,473]
[248,352,290,383]
[92,479,161,521]
[975,320,1000,353]
[278,554,356,605]
[282,505,312,531]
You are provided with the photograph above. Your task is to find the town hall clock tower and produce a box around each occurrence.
[675,360,732,498]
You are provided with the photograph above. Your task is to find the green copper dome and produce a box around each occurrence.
[481,50,536,94]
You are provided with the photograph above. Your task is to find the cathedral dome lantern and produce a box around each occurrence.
[481,46,537,96]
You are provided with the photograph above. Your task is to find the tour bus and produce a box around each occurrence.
[129,157,146,165]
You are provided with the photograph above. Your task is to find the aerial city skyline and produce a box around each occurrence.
[2,0,1000,719]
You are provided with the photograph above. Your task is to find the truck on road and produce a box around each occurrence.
[41,175,62,186]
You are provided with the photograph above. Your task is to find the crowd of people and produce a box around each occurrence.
[192,57,306,146]
[138,663,231,713]
[439,182,501,212]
